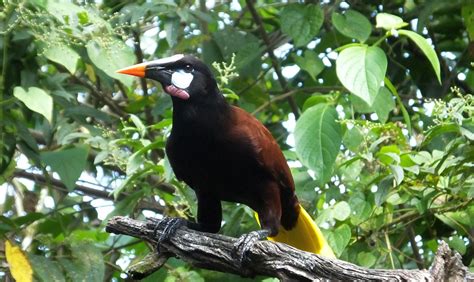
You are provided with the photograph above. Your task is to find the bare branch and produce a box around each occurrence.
[106,216,473,281]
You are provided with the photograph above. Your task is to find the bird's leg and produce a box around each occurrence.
[232,229,271,267]
[152,193,222,248]
[232,184,282,267]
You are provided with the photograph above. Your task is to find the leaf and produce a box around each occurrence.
[349,193,372,225]
[333,201,351,221]
[127,150,145,175]
[327,224,351,257]
[164,17,180,47]
[14,87,53,124]
[86,39,135,87]
[302,95,331,112]
[41,145,89,191]
[462,4,474,40]
[343,126,364,152]
[375,13,408,30]
[14,212,44,227]
[332,10,372,42]
[129,114,147,137]
[280,4,324,47]
[375,177,392,206]
[70,242,104,282]
[422,123,459,147]
[29,255,65,282]
[357,251,376,267]
[336,46,387,106]
[293,50,325,80]
[389,165,404,185]
[351,87,395,123]
[398,30,441,83]
[447,237,466,255]
[294,104,342,185]
[43,44,80,74]
[5,240,33,282]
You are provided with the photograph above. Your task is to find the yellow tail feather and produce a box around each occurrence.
[256,205,335,258]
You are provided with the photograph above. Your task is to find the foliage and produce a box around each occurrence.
[0,0,473,280]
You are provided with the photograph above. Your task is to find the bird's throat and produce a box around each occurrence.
[165,85,190,100]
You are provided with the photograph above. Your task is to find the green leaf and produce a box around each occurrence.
[327,224,351,257]
[422,123,459,147]
[44,44,80,74]
[351,87,395,123]
[332,10,372,42]
[333,201,351,221]
[462,4,474,40]
[357,251,376,267]
[14,212,44,227]
[398,30,441,83]
[41,145,89,191]
[29,255,65,282]
[129,114,147,137]
[70,242,104,282]
[375,177,392,206]
[127,151,145,175]
[165,17,180,47]
[349,193,372,225]
[389,165,404,185]
[302,95,331,112]
[294,104,342,185]
[336,46,387,106]
[375,13,408,30]
[343,126,364,152]
[280,4,324,47]
[86,39,135,87]
[447,237,466,255]
[293,50,325,80]
[14,87,53,124]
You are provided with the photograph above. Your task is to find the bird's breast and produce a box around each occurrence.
[165,129,264,200]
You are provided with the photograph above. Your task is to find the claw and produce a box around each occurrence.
[152,217,187,245]
[232,229,270,268]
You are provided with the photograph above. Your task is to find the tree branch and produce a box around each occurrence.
[13,170,165,214]
[245,0,300,118]
[105,216,473,281]
[50,62,127,118]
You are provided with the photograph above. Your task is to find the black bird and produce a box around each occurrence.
[117,54,334,258]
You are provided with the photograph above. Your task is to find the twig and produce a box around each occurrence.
[132,30,153,126]
[48,61,125,117]
[27,129,176,194]
[252,86,340,115]
[13,170,165,214]
[105,216,474,281]
[245,0,300,118]
[65,68,127,118]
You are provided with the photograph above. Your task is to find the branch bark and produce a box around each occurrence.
[106,216,474,281]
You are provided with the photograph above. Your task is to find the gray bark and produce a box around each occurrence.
[105,216,474,281]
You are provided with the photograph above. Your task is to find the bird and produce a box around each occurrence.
[117,54,335,259]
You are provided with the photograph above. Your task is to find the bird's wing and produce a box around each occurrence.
[229,106,295,191]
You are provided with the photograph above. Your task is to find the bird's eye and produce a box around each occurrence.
[184,64,193,72]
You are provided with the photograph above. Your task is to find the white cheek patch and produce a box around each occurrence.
[171,70,194,89]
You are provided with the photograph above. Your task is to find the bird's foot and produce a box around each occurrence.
[232,230,269,268]
[152,217,187,246]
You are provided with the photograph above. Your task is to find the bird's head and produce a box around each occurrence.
[117,54,218,101]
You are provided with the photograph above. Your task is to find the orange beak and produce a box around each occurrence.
[116,63,147,77]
